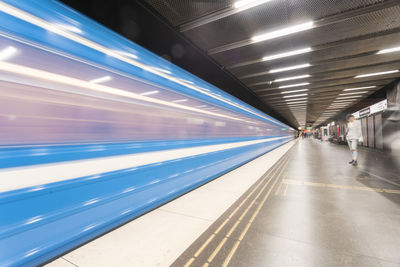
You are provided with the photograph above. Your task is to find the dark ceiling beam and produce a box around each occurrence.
[208,0,400,55]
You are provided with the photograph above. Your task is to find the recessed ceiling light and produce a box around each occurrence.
[0,46,18,61]
[336,96,362,100]
[281,89,309,94]
[377,46,400,54]
[269,63,310,73]
[339,91,368,96]
[283,93,308,98]
[263,47,312,61]
[285,98,308,102]
[275,74,310,83]
[343,86,376,91]
[286,101,308,105]
[252,21,314,43]
[279,82,310,89]
[234,0,274,10]
[355,70,399,78]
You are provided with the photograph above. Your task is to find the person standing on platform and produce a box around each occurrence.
[345,114,363,166]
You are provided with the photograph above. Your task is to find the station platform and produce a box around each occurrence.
[47,139,400,267]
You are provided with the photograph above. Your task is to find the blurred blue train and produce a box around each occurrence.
[0,0,294,265]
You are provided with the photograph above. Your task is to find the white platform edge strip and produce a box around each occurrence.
[0,136,291,193]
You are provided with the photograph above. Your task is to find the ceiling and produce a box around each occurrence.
[143,0,400,128]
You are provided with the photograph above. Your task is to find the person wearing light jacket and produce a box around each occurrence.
[345,114,363,166]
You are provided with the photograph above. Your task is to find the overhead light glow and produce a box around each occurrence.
[173,99,188,103]
[279,82,310,89]
[336,96,362,100]
[281,89,309,94]
[283,93,308,98]
[89,76,112,84]
[263,47,312,61]
[234,0,273,10]
[287,102,308,106]
[0,46,18,61]
[339,91,368,96]
[285,98,308,102]
[269,63,310,73]
[140,90,159,96]
[343,86,376,91]
[377,46,400,54]
[275,74,310,83]
[355,70,399,78]
[252,21,314,43]
[286,101,308,105]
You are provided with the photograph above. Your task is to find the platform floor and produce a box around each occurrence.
[48,139,400,267]
[173,139,400,267]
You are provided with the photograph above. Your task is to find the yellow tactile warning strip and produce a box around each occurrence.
[283,179,400,194]
[171,140,298,267]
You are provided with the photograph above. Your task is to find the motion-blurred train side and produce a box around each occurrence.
[0,1,293,266]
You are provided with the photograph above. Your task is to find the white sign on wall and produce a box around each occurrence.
[353,99,387,119]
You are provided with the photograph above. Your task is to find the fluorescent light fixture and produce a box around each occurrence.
[336,96,362,100]
[343,86,376,91]
[0,46,18,61]
[355,70,399,78]
[263,47,312,61]
[252,21,314,43]
[173,99,188,103]
[339,91,368,96]
[285,98,308,102]
[89,76,112,84]
[269,63,310,73]
[279,82,310,89]
[274,74,310,83]
[234,0,273,10]
[377,46,400,54]
[281,89,309,94]
[283,93,308,98]
[140,90,159,96]
[287,102,308,105]
[286,101,308,105]
[333,99,355,102]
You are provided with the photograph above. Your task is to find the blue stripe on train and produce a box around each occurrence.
[0,137,292,266]
[0,136,284,169]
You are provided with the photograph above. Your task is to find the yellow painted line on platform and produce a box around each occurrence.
[282,179,400,194]
[205,157,288,262]
[221,159,289,267]
[208,237,227,262]
[222,241,240,267]
[194,234,215,257]
[184,257,195,267]
[275,182,283,195]
[283,184,289,196]
[184,141,299,267]
[202,263,209,267]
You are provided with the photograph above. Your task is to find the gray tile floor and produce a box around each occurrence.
[174,139,400,267]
